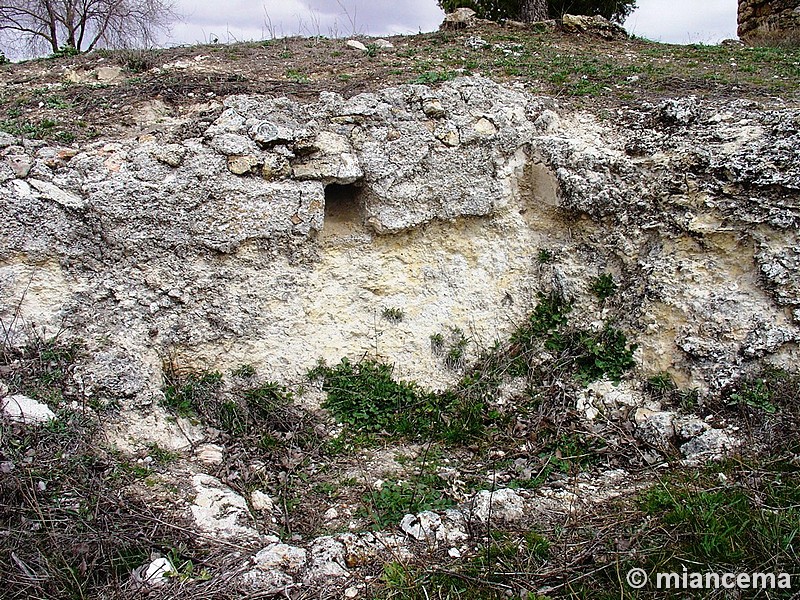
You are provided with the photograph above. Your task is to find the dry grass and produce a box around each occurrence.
[0,22,799,144]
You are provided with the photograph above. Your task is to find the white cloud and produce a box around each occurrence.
[624,0,738,44]
[166,0,444,45]
[163,0,738,48]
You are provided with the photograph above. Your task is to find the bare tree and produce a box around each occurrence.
[0,0,178,55]
[520,0,548,21]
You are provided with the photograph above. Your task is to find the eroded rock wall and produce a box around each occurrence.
[738,0,800,42]
[1,78,799,418]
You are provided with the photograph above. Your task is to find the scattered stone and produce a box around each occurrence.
[28,178,86,210]
[345,587,360,598]
[293,152,362,182]
[441,8,477,30]
[681,429,740,460]
[676,418,709,440]
[659,96,701,125]
[448,547,462,558]
[251,490,275,512]
[434,122,460,146]
[528,19,558,32]
[324,507,339,520]
[465,35,489,50]
[190,474,259,540]
[151,143,188,167]
[561,14,628,40]
[211,133,258,156]
[634,409,676,449]
[373,39,394,49]
[534,109,561,134]
[227,154,261,175]
[721,38,745,47]
[132,556,174,589]
[252,542,307,573]
[6,154,33,178]
[1,394,56,425]
[470,489,525,523]
[305,536,348,580]
[96,66,123,83]
[250,121,295,145]
[400,511,442,542]
[261,154,291,180]
[441,509,470,544]
[0,131,16,148]
[422,98,446,118]
[346,40,368,52]
[473,117,497,136]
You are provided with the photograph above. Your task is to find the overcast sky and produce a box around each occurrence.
[167,0,739,47]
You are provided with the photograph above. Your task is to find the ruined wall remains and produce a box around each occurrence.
[738,0,800,42]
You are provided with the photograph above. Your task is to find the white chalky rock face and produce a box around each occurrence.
[1,76,798,434]
[1,394,55,425]
[190,474,259,540]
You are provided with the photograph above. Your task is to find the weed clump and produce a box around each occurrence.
[638,462,800,575]
[723,367,799,415]
[0,339,216,599]
[381,307,405,323]
[309,358,488,444]
[361,474,455,529]
[506,293,636,383]
[162,369,223,417]
[1,337,81,409]
[161,360,310,455]
[589,272,617,300]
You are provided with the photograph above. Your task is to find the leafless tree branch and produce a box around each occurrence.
[0,0,179,55]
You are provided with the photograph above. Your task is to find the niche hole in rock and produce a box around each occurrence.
[322,182,365,238]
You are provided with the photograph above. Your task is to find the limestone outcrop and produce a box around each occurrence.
[1,77,798,411]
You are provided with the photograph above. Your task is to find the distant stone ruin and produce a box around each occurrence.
[738,0,800,43]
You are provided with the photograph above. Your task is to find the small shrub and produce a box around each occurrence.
[49,44,79,59]
[646,371,677,397]
[0,51,10,65]
[381,307,404,323]
[725,367,799,415]
[146,442,180,465]
[638,464,800,571]
[162,369,222,417]
[569,325,637,383]
[589,273,617,301]
[411,70,456,84]
[231,363,256,378]
[429,332,445,354]
[536,248,554,264]
[445,329,469,370]
[286,68,309,83]
[117,48,157,73]
[2,336,81,409]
